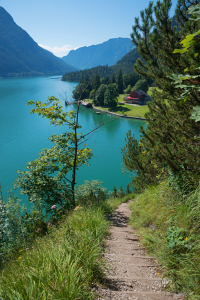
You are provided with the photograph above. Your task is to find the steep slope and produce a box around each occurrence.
[62,47,140,82]
[0,7,78,77]
[62,38,134,70]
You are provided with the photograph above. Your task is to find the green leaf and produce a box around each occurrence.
[190,106,200,122]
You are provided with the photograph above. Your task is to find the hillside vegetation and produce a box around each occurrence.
[120,1,200,298]
[1,0,200,299]
[62,37,134,70]
[86,94,149,118]
[0,7,77,77]
[0,191,132,299]
[129,181,200,297]
[62,47,140,82]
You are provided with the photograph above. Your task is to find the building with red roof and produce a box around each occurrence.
[124,90,151,105]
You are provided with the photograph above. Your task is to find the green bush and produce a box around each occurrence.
[129,181,200,298]
[125,84,131,94]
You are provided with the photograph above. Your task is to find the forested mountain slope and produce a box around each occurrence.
[0,7,78,77]
[62,47,140,81]
[62,38,134,70]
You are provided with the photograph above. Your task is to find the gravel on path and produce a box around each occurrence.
[94,202,185,300]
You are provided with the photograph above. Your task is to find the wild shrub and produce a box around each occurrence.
[129,181,200,298]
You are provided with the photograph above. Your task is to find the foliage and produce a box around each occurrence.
[89,89,96,100]
[61,48,141,82]
[0,187,134,299]
[0,191,49,266]
[105,75,110,85]
[75,180,107,206]
[104,83,119,108]
[0,192,8,257]
[116,68,124,94]
[169,3,200,122]
[119,186,125,198]
[92,72,101,91]
[121,130,160,193]
[124,0,200,192]
[129,181,200,298]
[94,94,149,118]
[166,226,191,254]
[94,84,107,106]
[111,73,116,83]
[191,105,200,121]
[0,207,109,300]
[126,183,132,194]
[125,84,132,94]
[14,97,92,212]
[72,82,91,99]
[132,79,148,93]
[112,186,118,198]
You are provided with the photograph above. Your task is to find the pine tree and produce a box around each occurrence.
[131,0,200,97]
[123,0,200,191]
[105,76,110,85]
[116,68,124,94]
[92,72,100,91]
[126,183,131,195]
[119,186,125,198]
[111,73,116,83]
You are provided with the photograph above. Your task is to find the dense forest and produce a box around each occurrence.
[61,47,140,82]
[71,69,147,101]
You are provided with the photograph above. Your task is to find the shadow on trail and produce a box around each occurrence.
[107,211,128,228]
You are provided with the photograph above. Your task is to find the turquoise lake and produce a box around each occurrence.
[0,76,145,207]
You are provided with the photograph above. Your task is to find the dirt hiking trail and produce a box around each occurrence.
[95,202,185,300]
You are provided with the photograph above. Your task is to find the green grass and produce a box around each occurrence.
[85,94,149,118]
[129,181,200,299]
[102,192,135,213]
[0,195,132,299]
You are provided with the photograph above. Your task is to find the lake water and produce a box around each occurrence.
[0,76,145,207]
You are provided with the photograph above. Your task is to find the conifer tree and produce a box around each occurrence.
[105,76,110,85]
[122,0,200,191]
[92,72,100,90]
[111,73,116,83]
[116,68,124,94]
[131,0,200,97]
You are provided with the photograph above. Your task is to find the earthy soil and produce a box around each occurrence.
[94,202,185,300]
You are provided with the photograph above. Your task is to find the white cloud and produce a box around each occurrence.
[38,44,75,57]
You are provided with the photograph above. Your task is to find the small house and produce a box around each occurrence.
[124,90,151,105]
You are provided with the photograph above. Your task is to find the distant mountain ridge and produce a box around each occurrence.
[0,7,78,77]
[62,38,134,70]
[62,47,140,82]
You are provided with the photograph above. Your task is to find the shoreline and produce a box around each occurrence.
[92,106,146,120]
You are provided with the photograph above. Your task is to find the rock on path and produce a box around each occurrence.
[95,202,185,300]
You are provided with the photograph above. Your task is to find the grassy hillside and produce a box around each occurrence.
[0,195,132,299]
[129,182,200,299]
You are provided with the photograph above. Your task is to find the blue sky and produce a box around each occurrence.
[0,0,177,57]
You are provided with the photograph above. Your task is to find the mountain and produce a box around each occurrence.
[62,47,140,82]
[0,7,78,77]
[62,38,134,70]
